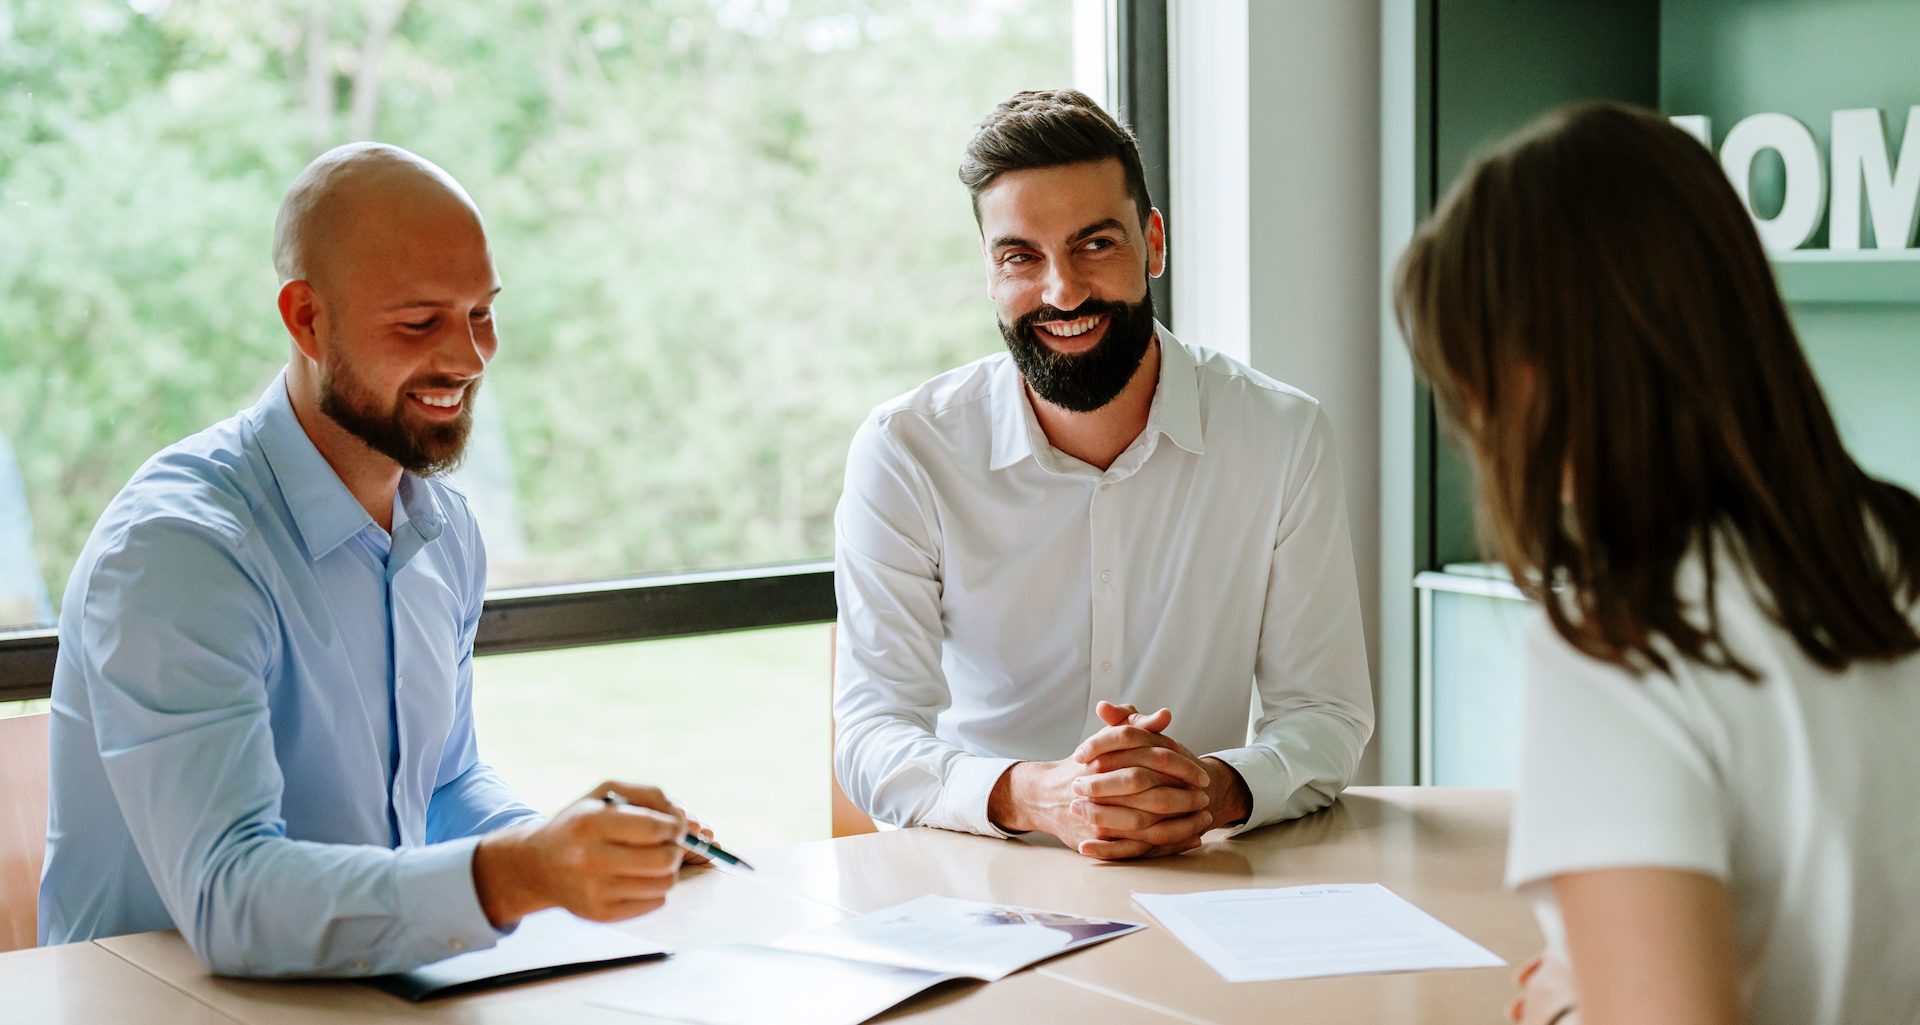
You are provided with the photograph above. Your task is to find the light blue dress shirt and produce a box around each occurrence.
[38,371,542,976]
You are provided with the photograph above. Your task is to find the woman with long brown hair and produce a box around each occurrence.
[1397,102,1920,1025]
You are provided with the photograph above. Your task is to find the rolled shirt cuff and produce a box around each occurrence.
[392,835,510,968]
[1203,745,1293,837]
[932,754,1022,839]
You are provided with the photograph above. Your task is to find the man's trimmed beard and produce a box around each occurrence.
[999,286,1156,414]
[318,353,476,477]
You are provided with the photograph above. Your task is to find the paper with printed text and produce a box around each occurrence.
[1132,883,1505,983]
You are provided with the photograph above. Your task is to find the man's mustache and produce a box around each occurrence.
[1020,300,1128,328]
[399,375,482,398]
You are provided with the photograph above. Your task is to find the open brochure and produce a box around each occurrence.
[591,894,1146,1025]
[368,908,669,1001]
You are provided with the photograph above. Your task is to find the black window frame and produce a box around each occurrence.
[0,7,1173,704]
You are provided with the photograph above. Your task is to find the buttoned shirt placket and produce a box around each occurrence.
[385,478,443,850]
[1086,407,1162,735]
[1020,378,1169,739]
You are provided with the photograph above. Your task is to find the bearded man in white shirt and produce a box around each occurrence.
[832,90,1374,860]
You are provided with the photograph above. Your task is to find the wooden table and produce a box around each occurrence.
[12,787,1540,1024]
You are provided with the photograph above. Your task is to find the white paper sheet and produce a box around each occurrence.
[591,945,956,1025]
[772,893,1144,982]
[1132,883,1505,983]
[591,895,1146,1025]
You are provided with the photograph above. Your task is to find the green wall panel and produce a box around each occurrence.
[1793,303,1920,492]
[1662,0,1920,171]
[1663,0,1920,494]
[1413,0,1920,795]
[1427,0,1660,568]
[1436,0,1660,192]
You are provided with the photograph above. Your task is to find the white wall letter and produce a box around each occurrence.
[1670,114,1711,147]
[1830,106,1920,251]
[1720,112,1826,252]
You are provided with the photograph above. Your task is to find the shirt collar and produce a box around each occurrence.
[987,355,1045,472]
[1151,324,1205,457]
[251,369,447,562]
[987,320,1204,473]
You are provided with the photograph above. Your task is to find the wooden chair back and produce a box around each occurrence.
[828,627,877,838]
[0,712,50,952]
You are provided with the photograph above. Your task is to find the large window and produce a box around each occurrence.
[0,0,1073,613]
[2,0,1077,837]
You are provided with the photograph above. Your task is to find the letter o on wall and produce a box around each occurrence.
[1720,113,1827,251]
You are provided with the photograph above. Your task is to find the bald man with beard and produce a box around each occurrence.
[38,143,696,975]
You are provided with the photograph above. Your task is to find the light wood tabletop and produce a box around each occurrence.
[17,786,1538,1024]
[739,786,1540,1025]
[4,935,243,1024]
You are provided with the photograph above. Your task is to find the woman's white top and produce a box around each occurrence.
[1507,556,1920,1025]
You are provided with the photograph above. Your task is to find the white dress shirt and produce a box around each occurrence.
[833,327,1374,838]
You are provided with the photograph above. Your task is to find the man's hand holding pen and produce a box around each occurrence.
[470,781,697,928]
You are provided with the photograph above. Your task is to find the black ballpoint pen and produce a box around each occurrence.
[602,789,756,872]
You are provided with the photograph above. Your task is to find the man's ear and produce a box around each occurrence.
[1146,208,1167,279]
[278,280,325,364]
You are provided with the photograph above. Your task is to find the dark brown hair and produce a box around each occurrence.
[958,89,1152,230]
[1395,101,1920,677]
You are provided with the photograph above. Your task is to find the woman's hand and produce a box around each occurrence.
[1508,948,1578,1025]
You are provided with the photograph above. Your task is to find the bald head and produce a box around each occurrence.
[273,142,486,290]
[273,142,501,487]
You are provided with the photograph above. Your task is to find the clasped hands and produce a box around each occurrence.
[471,780,715,928]
[989,700,1252,859]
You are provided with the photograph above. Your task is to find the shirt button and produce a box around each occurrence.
[1100,661,1113,673]
[1100,483,1111,491]
[448,937,467,953]
[396,675,405,690]
[353,958,369,974]
[1100,570,1113,583]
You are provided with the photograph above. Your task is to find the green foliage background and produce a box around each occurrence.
[0,0,1069,596]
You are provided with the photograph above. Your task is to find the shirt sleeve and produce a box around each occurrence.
[832,416,1018,837]
[427,762,544,841]
[81,519,504,977]
[1203,406,1375,834]
[1505,619,1731,890]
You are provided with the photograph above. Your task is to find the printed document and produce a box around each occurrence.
[1132,883,1504,983]
[592,894,1144,1025]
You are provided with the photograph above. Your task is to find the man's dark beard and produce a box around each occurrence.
[318,361,476,477]
[999,289,1156,413]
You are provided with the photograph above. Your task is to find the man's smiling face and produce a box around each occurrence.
[310,182,501,475]
[977,157,1166,412]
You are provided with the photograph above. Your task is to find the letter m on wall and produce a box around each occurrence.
[1831,107,1920,250]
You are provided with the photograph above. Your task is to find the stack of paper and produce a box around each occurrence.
[592,894,1144,1025]
[1132,883,1504,983]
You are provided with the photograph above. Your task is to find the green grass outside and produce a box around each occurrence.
[470,624,835,851]
[4,625,835,852]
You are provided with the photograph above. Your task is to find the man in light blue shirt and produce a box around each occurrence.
[39,143,692,975]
